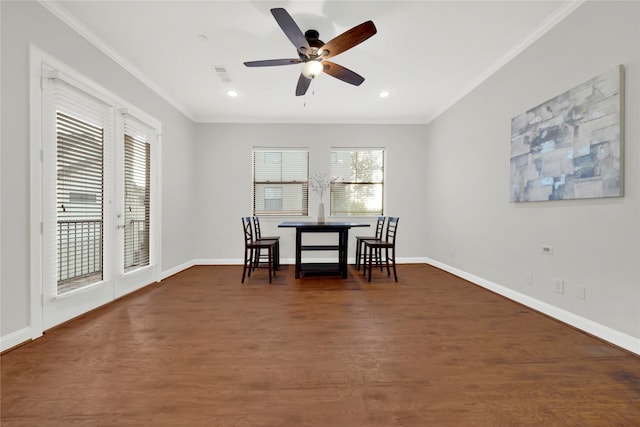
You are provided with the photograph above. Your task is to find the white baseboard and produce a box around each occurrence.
[191,258,241,265]
[191,257,428,266]
[1,327,32,353]
[159,259,197,280]
[426,257,640,356]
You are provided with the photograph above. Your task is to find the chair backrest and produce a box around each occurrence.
[242,217,254,246]
[385,217,399,245]
[252,216,263,239]
[375,216,386,239]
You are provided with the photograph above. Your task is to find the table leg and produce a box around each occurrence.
[295,229,302,278]
[340,230,348,278]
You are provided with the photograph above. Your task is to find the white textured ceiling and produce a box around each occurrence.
[46,1,579,124]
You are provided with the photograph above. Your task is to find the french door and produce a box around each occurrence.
[36,56,159,332]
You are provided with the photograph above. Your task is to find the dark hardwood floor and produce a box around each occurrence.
[2,264,639,426]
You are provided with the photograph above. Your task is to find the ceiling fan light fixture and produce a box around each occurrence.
[379,90,390,98]
[302,60,324,79]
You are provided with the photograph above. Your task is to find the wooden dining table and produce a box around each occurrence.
[278,221,370,278]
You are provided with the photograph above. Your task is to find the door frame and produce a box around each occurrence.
[29,46,162,338]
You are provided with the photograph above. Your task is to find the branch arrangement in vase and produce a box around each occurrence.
[309,172,338,201]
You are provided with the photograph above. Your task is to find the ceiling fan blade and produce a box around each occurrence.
[322,61,365,86]
[320,21,377,59]
[271,8,312,56]
[244,58,302,67]
[295,74,312,96]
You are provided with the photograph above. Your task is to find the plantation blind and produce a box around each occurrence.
[253,149,309,216]
[123,115,154,272]
[43,75,115,292]
[330,149,385,216]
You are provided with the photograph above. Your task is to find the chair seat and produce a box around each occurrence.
[248,239,278,248]
[361,238,390,248]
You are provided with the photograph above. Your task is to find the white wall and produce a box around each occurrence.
[0,1,198,341]
[424,1,640,344]
[194,123,428,264]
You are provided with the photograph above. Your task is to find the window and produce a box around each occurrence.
[253,149,309,216]
[264,187,283,211]
[330,149,384,216]
[44,78,114,294]
[123,115,153,272]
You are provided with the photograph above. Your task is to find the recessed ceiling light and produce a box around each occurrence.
[379,90,390,98]
[198,34,208,42]
[226,89,239,97]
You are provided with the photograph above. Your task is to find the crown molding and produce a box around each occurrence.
[38,0,196,122]
[37,0,584,126]
[425,0,585,124]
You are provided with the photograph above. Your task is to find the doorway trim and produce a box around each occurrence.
[29,45,162,338]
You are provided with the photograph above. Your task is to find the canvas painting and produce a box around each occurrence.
[510,65,624,202]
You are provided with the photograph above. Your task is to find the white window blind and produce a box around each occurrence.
[43,76,115,294]
[253,149,309,216]
[123,115,154,272]
[330,149,385,216]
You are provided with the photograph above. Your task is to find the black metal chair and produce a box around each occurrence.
[355,216,386,270]
[362,217,399,282]
[252,216,280,270]
[241,217,277,283]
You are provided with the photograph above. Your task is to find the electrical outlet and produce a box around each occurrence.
[541,245,554,255]
[575,285,586,300]
[554,278,564,294]
[525,272,533,285]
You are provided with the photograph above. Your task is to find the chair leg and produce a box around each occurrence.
[272,245,277,278]
[362,244,367,277]
[368,246,373,282]
[267,246,272,283]
[391,248,398,282]
[385,247,391,276]
[355,239,361,270]
[242,249,249,283]
[252,248,260,270]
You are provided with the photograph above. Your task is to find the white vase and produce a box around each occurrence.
[317,201,325,223]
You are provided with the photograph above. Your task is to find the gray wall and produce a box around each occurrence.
[1,1,198,337]
[194,123,428,263]
[423,1,640,339]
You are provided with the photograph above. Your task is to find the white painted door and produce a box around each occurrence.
[38,62,159,331]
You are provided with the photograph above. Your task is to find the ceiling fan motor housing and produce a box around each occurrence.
[303,29,325,57]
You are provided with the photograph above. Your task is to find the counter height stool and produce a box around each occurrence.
[253,216,280,270]
[355,216,386,270]
[362,217,399,282]
[242,217,277,283]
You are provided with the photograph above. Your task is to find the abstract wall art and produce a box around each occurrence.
[510,65,624,202]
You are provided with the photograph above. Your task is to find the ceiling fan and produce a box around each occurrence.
[244,8,377,96]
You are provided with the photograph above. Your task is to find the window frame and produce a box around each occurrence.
[252,148,309,216]
[329,148,385,217]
